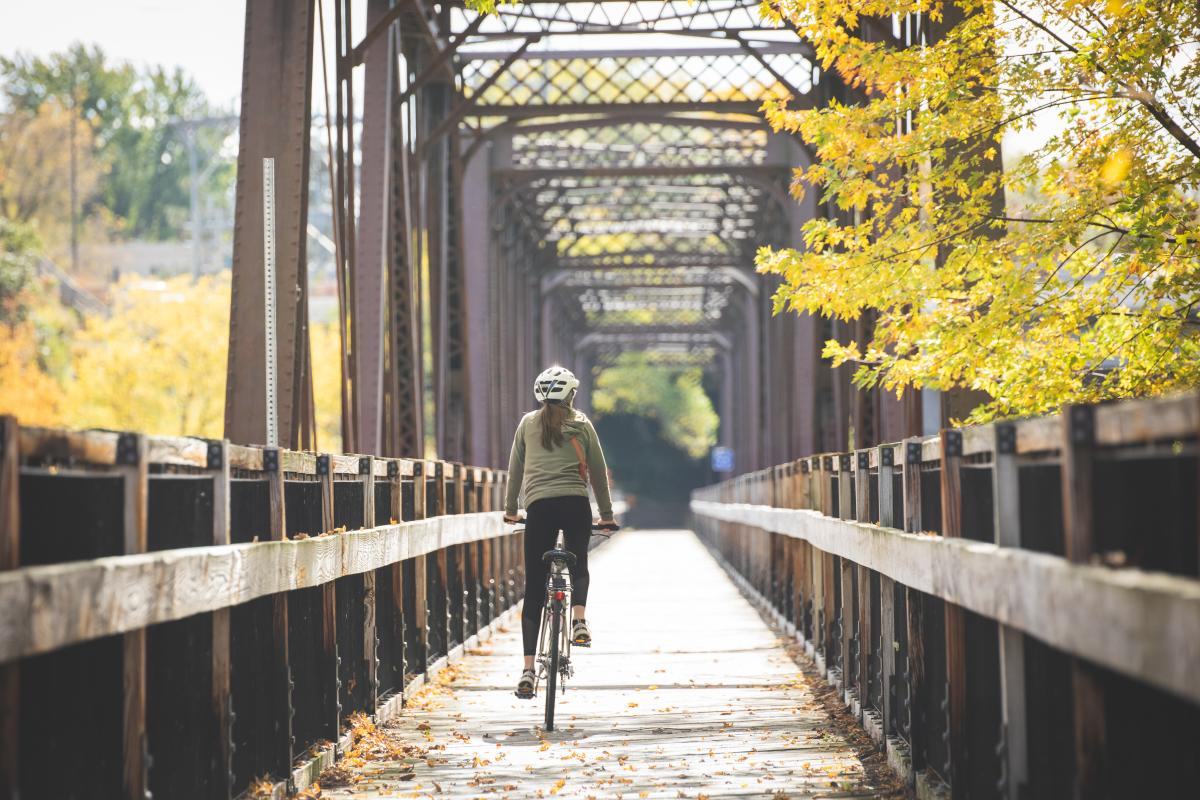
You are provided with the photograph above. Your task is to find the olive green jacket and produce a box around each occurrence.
[504,409,614,519]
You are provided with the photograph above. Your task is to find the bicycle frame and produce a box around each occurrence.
[533,531,573,695]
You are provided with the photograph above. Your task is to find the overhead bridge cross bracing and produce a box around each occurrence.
[226,0,824,473]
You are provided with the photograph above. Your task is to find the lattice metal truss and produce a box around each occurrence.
[437,0,820,468]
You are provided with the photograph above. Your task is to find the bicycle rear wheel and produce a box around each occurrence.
[544,604,561,731]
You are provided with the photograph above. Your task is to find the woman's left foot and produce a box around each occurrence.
[572,619,591,647]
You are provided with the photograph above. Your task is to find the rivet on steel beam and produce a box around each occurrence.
[387,460,399,478]
[840,454,851,471]
[263,448,279,473]
[906,441,922,464]
[944,430,963,457]
[359,457,371,475]
[881,446,895,467]
[823,455,834,471]
[857,451,869,470]
[317,455,330,476]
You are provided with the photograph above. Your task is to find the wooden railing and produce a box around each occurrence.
[0,418,519,799]
[691,393,1200,800]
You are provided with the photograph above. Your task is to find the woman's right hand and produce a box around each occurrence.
[503,514,522,524]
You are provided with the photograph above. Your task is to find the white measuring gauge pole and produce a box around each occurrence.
[262,157,279,448]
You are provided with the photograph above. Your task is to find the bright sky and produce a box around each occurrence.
[0,0,248,107]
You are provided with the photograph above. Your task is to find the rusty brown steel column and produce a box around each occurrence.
[226,0,316,449]
[383,23,425,459]
[353,0,393,456]
[461,139,492,467]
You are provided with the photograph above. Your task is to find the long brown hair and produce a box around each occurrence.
[538,399,573,450]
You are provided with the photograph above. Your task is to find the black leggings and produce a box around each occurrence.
[521,495,591,656]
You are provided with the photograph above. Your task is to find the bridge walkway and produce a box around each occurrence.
[323,530,902,799]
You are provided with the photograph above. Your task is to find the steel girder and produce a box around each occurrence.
[227,0,317,452]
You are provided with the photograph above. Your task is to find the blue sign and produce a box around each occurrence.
[711,446,734,473]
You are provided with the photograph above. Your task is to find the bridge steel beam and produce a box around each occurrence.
[226,0,317,451]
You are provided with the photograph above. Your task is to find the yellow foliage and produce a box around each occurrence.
[309,319,345,453]
[0,319,66,426]
[63,273,229,437]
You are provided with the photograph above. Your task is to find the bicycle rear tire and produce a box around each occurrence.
[544,604,561,731]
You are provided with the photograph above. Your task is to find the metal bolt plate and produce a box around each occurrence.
[206,440,224,470]
[116,433,139,466]
[996,423,1016,455]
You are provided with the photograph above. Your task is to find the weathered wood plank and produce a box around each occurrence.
[19,426,120,464]
[0,512,511,664]
[690,501,1200,705]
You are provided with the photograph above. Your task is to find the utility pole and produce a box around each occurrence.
[69,73,79,274]
[185,126,201,280]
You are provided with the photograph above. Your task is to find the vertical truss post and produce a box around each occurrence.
[461,140,492,466]
[384,22,425,458]
[228,0,317,450]
[352,0,394,456]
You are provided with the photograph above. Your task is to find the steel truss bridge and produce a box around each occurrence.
[4,4,1198,800]
[227,0,939,475]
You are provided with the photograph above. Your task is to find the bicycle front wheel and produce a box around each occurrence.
[544,603,561,731]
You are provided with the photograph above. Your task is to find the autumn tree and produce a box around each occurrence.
[0,44,234,241]
[592,352,719,458]
[65,273,230,436]
[758,0,1200,420]
[0,99,102,249]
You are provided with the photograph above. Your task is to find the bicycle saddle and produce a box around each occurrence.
[542,548,577,568]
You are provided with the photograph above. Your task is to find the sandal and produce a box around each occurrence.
[515,668,536,699]
[572,619,592,647]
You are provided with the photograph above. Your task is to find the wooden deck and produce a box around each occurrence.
[322,530,898,799]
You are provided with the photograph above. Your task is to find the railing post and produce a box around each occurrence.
[877,443,898,740]
[360,457,378,716]
[211,440,233,797]
[265,447,292,783]
[0,417,20,795]
[940,429,967,798]
[432,462,451,661]
[317,454,341,741]
[855,450,871,524]
[120,433,149,800]
[412,461,430,680]
[838,453,854,522]
[902,437,926,777]
[481,470,496,626]
[992,422,1028,799]
[1062,405,1107,797]
[878,444,896,529]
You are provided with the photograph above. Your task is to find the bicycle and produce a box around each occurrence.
[513,520,619,731]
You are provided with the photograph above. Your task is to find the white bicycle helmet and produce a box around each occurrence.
[534,365,579,404]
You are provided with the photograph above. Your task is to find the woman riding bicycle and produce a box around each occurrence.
[503,365,617,699]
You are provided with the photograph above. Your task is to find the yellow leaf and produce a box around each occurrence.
[1099,148,1132,188]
